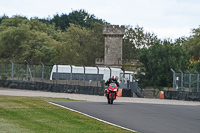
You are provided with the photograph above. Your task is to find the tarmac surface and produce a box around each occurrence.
[50,101,200,133]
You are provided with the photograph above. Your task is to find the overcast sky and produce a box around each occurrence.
[0,0,200,40]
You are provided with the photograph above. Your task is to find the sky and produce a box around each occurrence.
[0,0,200,41]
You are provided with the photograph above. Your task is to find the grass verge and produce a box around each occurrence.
[0,95,134,133]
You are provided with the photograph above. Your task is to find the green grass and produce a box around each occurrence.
[0,95,134,133]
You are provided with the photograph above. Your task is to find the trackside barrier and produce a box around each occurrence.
[117,88,122,97]
[116,88,132,97]
[160,91,164,99]
[122,89,132,97]
[164,91,200,101]
[0,80,104,95]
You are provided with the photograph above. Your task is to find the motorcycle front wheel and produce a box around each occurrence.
[110,94,114,104]
[108,99,110,104]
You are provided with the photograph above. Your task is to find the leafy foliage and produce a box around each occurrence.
[123,25,158,60]
[0,10,105,66]
[136,41,190,89]
[182,27,200,60]
[0,17,57,64]
[54,23,104,66]
[44,9,106,31]
[187,58,200,72]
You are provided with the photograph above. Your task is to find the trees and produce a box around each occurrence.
[182,27,200,60]
[0,11,105,66]
[54,23,104,66]
[0,17,57,64]
[50,9,105,31]
[136,40,190,89]
[123,25,158,60]
[180,27,200,72]
[0,15,9,24]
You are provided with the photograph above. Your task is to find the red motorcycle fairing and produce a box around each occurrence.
[106,83,118,104]
[109,93,116,99]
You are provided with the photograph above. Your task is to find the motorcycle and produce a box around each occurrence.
[105,83,118,104]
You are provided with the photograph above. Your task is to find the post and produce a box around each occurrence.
[170,68,176,91]
[96,66,99,87]
[121,67,125,78]
[24,60,34,82]
[82,65,85,86]
[186,70,191,92]
[25,60,29,81]
[9,60,14,81]
[69,64,72,85]
[195,70,199,92]
[54,63,58,85]
[128,73,131,89]
[179,69,183,91]
[41,62,44,83]
[108,66,111,78]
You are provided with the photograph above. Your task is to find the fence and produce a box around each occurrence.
[171,69,199,92]
[0,61,104,88]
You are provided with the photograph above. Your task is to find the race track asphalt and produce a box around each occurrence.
[50,101,200,133]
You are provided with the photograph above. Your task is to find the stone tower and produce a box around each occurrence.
[103,25,125,67]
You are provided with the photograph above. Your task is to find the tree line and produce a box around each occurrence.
[0,10,105,66]
[0,9,200,89]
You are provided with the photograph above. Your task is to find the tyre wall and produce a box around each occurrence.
[0,80,104,96]
[164,91,200,101]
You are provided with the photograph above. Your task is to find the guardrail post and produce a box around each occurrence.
[25,60,34,82]
[41,62,44,83]
[9,60,14,81]
[108,66,111,78]
[69,64,72,85]
[170,68,176,91]
[54,63,58,85]
[195,70,199,92]
[186,70,191,92]
[96,66,99,87]
[121,67,125,78]
[179,69,183,91]
[82,65,85,86]
[25,60,29,81]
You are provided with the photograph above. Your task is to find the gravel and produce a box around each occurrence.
[0,87,200,106]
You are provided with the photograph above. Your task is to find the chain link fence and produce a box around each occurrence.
[0,63,52,82]
[0,61,104,88]
[171,69,199,92]
[0,63,12,80]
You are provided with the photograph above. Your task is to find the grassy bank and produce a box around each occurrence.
[0,95,133,133]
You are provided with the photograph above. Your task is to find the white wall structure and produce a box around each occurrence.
[50,65,134,82]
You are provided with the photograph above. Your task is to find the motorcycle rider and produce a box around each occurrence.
[113,76,119,97]
[113,76,119,87]
[105,76,115,86]
[104,76,119,97]
[104,76,115,97]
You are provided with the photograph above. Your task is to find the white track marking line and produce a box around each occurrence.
[47,101,138,132]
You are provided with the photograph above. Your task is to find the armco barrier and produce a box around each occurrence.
[122,89,132,97]
[116,88,132,97]
[0,80,104,96]
[164,91,200,101]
